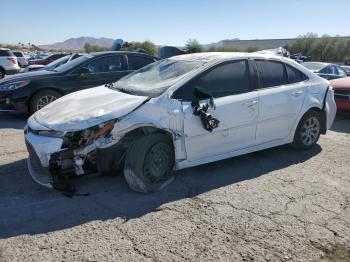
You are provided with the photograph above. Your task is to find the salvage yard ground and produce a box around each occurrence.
[0,112,349,261]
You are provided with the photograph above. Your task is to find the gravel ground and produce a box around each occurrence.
[0,112,349,262]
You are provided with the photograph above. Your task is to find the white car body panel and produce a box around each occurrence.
[33,85,149,132]
[24,52,337,185]
[255,82,306,144]
[182,92,259,161]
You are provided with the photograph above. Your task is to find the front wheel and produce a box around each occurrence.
[292,110,321,150]
[29,90,61,114]
[123,133,175,193]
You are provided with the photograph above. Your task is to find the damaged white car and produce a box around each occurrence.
[24,53,337,192]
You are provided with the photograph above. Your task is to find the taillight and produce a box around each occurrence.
[6,57,16,64]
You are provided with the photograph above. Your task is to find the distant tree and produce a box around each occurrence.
[206,45,241,52]
[84,43,108,53]
[185,39,203,53]
[121,40,157,56]
[287,33,350,62]
[244,45,261,53]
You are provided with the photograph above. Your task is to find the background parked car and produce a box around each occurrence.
[0,48,21,79]
[302,62,349,80]
[24,53,82,72]
[341,65,350,75]
[330,77,350,111]
[0,51,159,113]
[12,51,28,67]
[28,53,68,66]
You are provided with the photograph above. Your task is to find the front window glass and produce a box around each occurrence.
[112,59,205,97]
[80,55,125,73]
[55,55,92,72]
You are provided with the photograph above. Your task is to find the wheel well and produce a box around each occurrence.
[28,88,65,103]
[0,66,5,72]
[303,107,327,134]
[121,126,174,145]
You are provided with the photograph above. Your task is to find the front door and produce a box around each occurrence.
[173,60,259,161]
[62,55,127,93]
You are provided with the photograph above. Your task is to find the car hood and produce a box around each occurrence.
[0,70,57,84]
[33,85,148,132]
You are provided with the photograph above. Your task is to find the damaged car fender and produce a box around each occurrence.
[110,95,187,165]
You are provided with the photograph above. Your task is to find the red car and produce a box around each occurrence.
[330,77,350,111]
[28,53,68,65]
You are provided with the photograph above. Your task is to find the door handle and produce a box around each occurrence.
[244,100,259,107]
[291,90,303,97]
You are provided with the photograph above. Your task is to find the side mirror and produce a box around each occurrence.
[194,87,216,109]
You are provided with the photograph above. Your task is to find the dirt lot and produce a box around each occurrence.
[0,112,349,262]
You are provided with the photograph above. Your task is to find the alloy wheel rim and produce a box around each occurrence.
[144,143,170,181]
[36,95,57,110]
[301,116,320,146]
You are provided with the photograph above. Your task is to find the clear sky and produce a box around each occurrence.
[1,0,349,46]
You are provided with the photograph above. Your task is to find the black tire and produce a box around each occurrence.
[292,110,321,150]
[123,133,175,193]
[29,90,61,114]
[0,68,5,79]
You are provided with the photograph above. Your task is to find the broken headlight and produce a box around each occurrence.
[63,120,116,148]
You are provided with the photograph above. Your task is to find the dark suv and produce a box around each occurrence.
[0,51,159,113]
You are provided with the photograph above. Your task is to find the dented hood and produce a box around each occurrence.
[33,85,148,132]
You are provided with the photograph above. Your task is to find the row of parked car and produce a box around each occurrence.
[0,51,158,113]
[1,48,349,114]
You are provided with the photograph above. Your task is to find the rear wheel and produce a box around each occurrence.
[123,133,175,193]
[292,110,321,150]
[29,90,61,114]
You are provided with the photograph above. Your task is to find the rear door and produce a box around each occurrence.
[173,60,259,161]
[254,60,307,144]
[126,55,156,71]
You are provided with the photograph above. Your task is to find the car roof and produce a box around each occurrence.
[167,52,295,63]
[89,51,159,59]
[303,61,333,66]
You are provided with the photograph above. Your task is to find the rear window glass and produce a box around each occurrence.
[286,64,308,84]
[256,60,288,88]
[0,50,12,56]
[128,56,154,70]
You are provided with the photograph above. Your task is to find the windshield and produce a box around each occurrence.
[112,59,205,97]
[46,55,70,70]
[54,54,92,73]
[13,52,23,57]
[302,62,326,71]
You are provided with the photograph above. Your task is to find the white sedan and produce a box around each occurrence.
[24,52,337,192]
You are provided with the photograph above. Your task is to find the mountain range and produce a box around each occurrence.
[38,37,115,51]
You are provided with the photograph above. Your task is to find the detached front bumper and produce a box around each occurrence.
[24,120,125,188]
[25,127,64,188]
